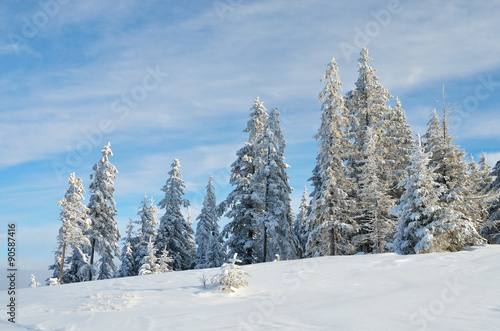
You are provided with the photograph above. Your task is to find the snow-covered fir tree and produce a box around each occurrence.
[465,155,493,232]
[138,194,159,244]
[392,137,446,254]
[116,219,141,277]
[221,98,269,264]
[211,253,250,293]
[87,142,121,280]
[252,107,302,261]
[195,177,225,269]
[30,274,41,288]
[383,97,415,199]
[482,160,500,244]
[345,48,393,187]
[344,48,400,252]
[422,101,485,251]
[49,172,90,284]
[307,57,356,256]
[116,241,135,278]
[293,187,309,252]
[355,128,395,253]
[157,246,174,273]
[65,245,91,283]
[156,159,194,270]
[139,239,160,275]
[134,194,159,272]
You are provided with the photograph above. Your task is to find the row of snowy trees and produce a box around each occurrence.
[298,48,499,257]
[50,145,229,284]
[50,47,500,285]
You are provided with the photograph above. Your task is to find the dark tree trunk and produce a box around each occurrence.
[58,243,66,284]
[89,238,95,281]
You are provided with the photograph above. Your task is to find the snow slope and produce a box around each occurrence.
[3,245,500,330]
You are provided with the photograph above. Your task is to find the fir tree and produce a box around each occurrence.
[253,107,302,261]
[344,48,397,252]
[116,241,135,278]
[195,177,224,269]
[293,187,309,252]
[465,155,493,232]
[307,57,356,257]
[157,247,174,273]
[383,97,415,199]
[345,48,393,184]
[221,98,269,264]
[50,172,90,284]
[30,274,41,288]
[392,137,446,254]
[355,128,395,253]
[423,96,485,251]
[116,218,141,277]
[87,142,120,280]
[211,253,251,293]
[482,160,500,244]
[65,245,91,283]
[156,159,194,270]
[135,195,159,272]
[139,239,160,275]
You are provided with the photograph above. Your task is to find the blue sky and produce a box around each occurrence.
[1,0,500,288]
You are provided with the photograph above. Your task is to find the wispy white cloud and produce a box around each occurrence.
[2,0,500,172]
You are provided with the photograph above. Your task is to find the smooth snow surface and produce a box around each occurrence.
[4,245,499,330]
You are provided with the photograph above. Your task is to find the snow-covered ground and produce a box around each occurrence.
[4,245,499,330]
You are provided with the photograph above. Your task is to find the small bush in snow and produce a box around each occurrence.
[47,277,60,286]
[199,273,208,289]
[211,253,251,293]
[30,274,41,288]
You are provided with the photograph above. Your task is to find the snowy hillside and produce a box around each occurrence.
[5,245,500,330]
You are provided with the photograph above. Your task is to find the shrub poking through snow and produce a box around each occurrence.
[47,277,60,286]
[211,253,251,293]
[30,274,41,288]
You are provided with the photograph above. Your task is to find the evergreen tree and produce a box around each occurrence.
[392,137,446,254]
[139,239,160,275]
[195,177,225,269]
[49,172,90,284]
[344,48,398,252]
[134,195,159,271]
[30,274,41,288]
[116,241,135,278]
[156,159,194,270]
[221,98,269,264]
[423,97,485,251]
[157,247,174,273]
[252,107,302,261]
[87,142,121,280]
[383,97,415,199]
[293,187,309,252]
[345,48,393,185]
[465,155,493,232]
[355,128,396,253]
[65,245,91,283]
[482,160,500,244]
[307,57,356,257]
[211,253,251,293]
